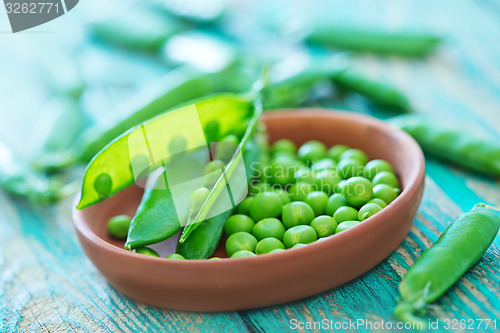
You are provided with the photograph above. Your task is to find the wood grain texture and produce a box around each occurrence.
[1,0,499,332]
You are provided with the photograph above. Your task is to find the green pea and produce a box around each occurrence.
[272,139,296,155]
[358,203,383,221]
[334,206,359,222]
[372,171,400,188]
[335,180,347,194]
[107,215,132,240]
[282,201,315,229]
[271,187,291,205]
[313,168,341,194]
[298,140,327,164]
[236,196,254,215]
[134,247,160,257]
[270,159,304,186]
[339,148,369,165]
[255,237,286,254]
[342,177,373,208]
[335,221,361,233]
[203,159,225,187]
[209,257,222,260]
[373,184,399,203]
[231,250,256,258]
[249,182,272,195]
[292,243,308,249]
[310,215,337,238]
[304,191,329,216]
[288,181,317,201]
[337,158,365,178]
[249,191,283,221]
[367,198,387,208]
[327,144,350,161]
[294,167,316,183]
[272,151,296,161]
[94,173,112,197]
[311,158,336,171]
[365,159,394,180]
[204,120,220,142]
[325,193,347,216]
[189,187,210,212]
[283,225,318,248]
[252,218,286,241]
[168,135,188,155]
[166,253,185,259]
[225,232,258,257]
[224,214,255,237]
[269,248,285,253]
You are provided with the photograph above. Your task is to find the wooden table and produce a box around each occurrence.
[1,0,499,332]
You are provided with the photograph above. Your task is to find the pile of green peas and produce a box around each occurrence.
[223,139,401,258]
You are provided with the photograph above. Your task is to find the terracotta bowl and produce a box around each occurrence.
[73,110,425,311]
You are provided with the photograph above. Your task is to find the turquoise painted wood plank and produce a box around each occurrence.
[0,194,250,333]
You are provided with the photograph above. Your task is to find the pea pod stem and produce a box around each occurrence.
[394,204,500,326]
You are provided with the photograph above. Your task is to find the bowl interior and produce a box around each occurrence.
[78,110,422,256]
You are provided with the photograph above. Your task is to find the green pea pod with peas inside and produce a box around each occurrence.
[331,69,410,111]
[390,114,500,177]
[76,64,254,165]
[394,203,499,325]
[0,140,72,204]
[76,93,258,210]
[177,135,263,259]
[305,25,441,57]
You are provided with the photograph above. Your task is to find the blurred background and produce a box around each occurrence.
[2,0,499,162]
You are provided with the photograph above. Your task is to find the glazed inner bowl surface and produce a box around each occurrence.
[73,110,425,311]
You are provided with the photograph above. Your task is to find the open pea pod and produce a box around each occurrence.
[76,93,258,210]
[178,99,262,243]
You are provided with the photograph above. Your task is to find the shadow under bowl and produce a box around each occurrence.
[73,109,425,311]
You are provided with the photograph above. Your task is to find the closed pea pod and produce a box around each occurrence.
[331,69,410,111]
[391,114,500,177]
[305,25,441,57]
[394,204,500,325]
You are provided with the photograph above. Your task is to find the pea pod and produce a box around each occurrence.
[332,69,410,111]
[394,204,499,325]
[88,6,187,53]
[179,95,263,242]
[77,93,256,209]
[263,53,347,109]
[0,140,67,204]
[125,171,181,250]
[264,53,409,111]
[177,134,263,258]
[77,65,252,164]
[31,97,89,171]
[390,114,500,177]
[306,25,441,57]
